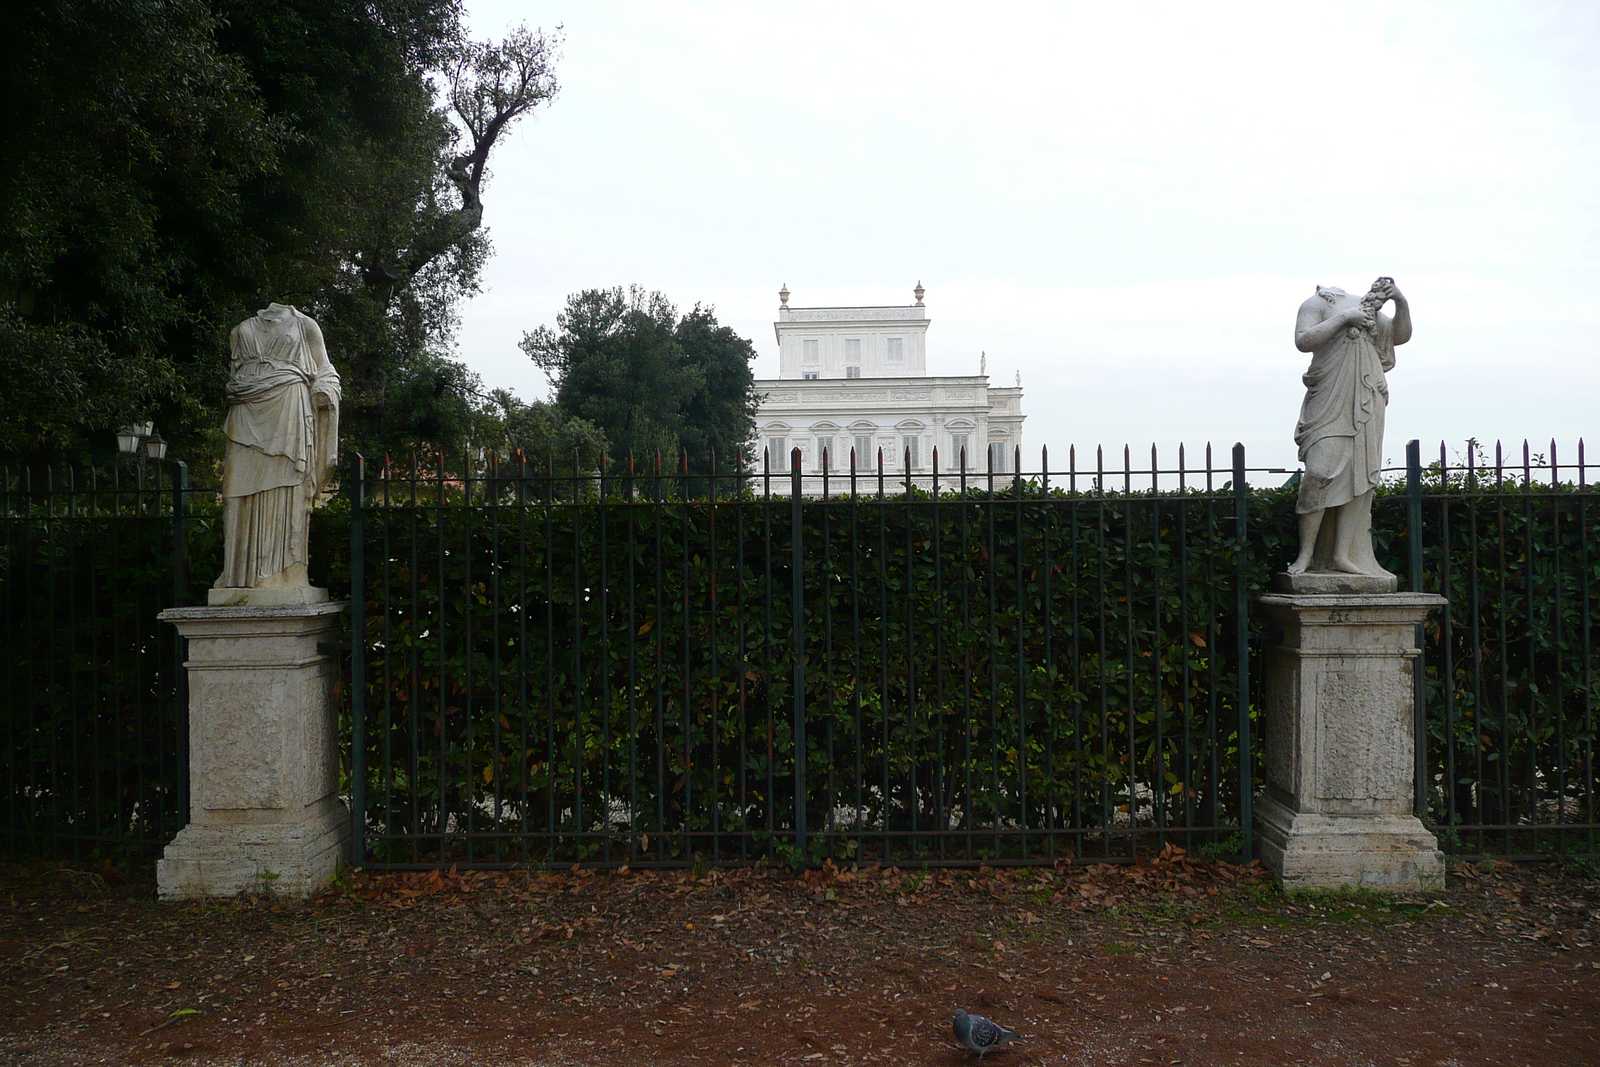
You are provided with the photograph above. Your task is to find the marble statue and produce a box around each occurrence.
[215,303,341,594]
[1287,277,1410,578]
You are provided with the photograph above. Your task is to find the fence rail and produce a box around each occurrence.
[2,439,1595,868]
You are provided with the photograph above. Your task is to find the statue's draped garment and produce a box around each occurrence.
[218,306,341,588]
[1294,314,1394,515]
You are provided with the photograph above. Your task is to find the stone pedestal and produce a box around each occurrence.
[1254,584,1447,892]
[155,600,349,899]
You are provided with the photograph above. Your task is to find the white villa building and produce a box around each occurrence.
[753,284,1025,493]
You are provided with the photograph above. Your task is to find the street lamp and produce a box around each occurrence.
[117,421,156,457]
[117,422,170,473]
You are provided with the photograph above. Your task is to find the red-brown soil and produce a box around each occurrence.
[1,849,1596,1066]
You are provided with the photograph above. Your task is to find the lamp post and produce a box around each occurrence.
[117,422,169,459]
[117,422,171,485]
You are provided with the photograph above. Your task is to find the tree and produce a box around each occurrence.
[520,287,759,473]
[214,2,562,458]
[0,1,561,460]
[480,389,609,472]
[0,0,283,456]
[675,305,760,470]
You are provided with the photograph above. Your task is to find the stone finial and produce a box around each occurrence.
[779,283,790,307]
[913,281,925,306]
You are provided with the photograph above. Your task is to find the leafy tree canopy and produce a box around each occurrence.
[1,0,560,462]
[480,389,609,472]
[520,287,759,473]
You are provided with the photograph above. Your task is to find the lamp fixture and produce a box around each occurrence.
[118,422,168,462]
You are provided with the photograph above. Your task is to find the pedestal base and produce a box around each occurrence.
[156,600,348,900]
[207,585,330,607]
[1256,794,1444,892]
[1254,589,1448,894]
[157,804,348,900]
[1270,572,1398,595]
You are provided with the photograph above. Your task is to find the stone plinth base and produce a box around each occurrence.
[1256,795,1444,892]
[156,803,348,899]
[1255,588,1447,893]
[207,585,330,607]
[1270,571,1398,595]
[156,599,349,901]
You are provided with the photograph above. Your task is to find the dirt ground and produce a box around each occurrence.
[1,849,1597,1067]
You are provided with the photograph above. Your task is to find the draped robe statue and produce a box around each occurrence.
[1287,278,1411,578]
[215,303,341,594]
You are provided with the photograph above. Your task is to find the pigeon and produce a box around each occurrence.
[952,1008,1023,1057]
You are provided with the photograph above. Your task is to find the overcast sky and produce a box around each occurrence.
[454,0,1598,474]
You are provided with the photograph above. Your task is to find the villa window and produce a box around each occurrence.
[845,366,861,378]
[844,338,861,364]
[950,433,969,468]
[767,437,787,467]
[903,435,920,468]
[802,371,820,379]
[989,442,1007,474]
[816,436,833,471]
[885,337,904,364]
[802,339,820,364]
[854,435,873,465]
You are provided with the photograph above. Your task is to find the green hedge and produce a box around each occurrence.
[4,460,1596,865]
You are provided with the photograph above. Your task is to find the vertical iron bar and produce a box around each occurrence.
[349,454,366,866]
[763,450,775,854]
[599,455,611,863]
[1580,440,1593,854]
[1523,441,1537,851]
[707,449,718,861]
[627,454,639,863]
[1407,440,1426,818]
[1096,447,1109,855]
[170,459,190,834]
[1439,443,1457,837]
[791,448,807,859]
[1150,445,1164,839]
[489,453,504,863]
[1014,445,1027,858]
[1041,445,1055,859]
[1578,438,1593,854]
[1549,440,1565,855]
[1178,445,1193,844]
[1496,441,1510,854]
[850,451,864,853]
[1468,443,1485,852]
[1232,442,1252,862]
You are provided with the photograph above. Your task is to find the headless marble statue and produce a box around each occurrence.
[212,303,341,603]
[1286,277,1411,583]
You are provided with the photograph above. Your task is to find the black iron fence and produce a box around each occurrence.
[0,462,195,858]
[346,446,1256,868]
[1397,440,1596,859]
[3,439,1596,868]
